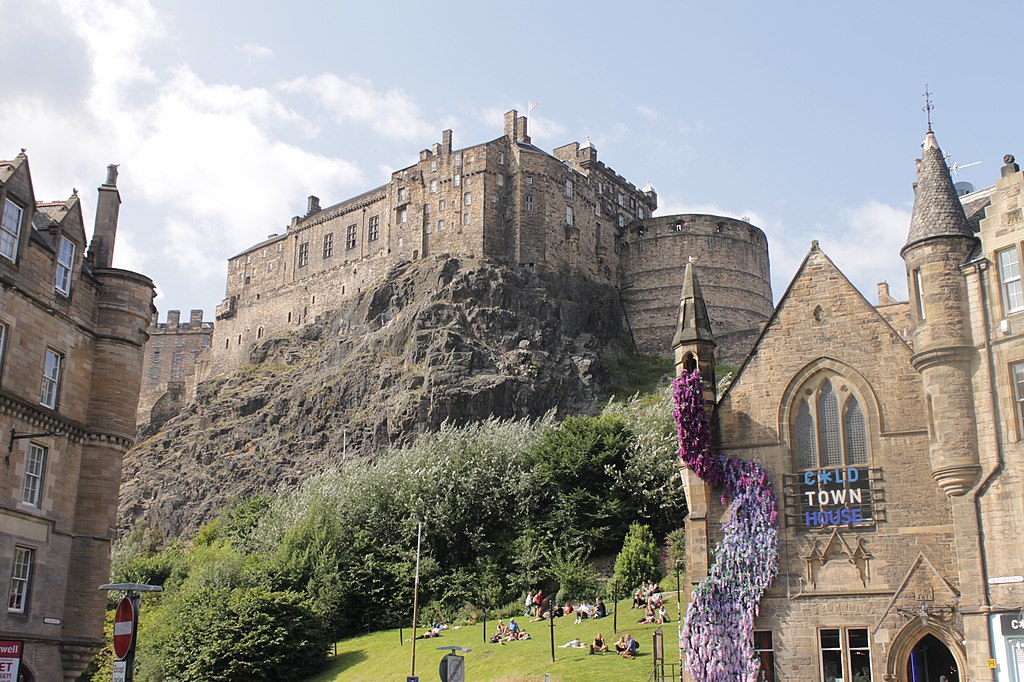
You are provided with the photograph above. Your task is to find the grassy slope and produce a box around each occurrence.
[308,595,684,682]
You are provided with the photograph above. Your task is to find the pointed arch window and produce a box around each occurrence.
[792,374,871,469]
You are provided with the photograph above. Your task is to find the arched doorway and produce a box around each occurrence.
[17,663,34,682]
[905,634,959,682]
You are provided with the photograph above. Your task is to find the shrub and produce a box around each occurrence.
[613,523,660,593]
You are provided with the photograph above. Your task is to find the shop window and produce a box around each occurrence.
[818,628,872,681]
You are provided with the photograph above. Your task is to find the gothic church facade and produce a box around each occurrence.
[676,130,1024,682]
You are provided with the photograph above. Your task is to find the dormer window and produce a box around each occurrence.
[55,236,75,295]
[1,198,22,263]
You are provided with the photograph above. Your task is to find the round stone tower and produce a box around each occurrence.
[900,128,981,496]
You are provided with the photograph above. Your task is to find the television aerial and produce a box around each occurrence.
[944,152,981,176]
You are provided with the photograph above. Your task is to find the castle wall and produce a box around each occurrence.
[620,215,773,364]
[137,308,213,430]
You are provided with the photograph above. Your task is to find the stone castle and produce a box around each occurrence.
[0,155,154,680]
[674,131,1024,682]
[203,111,772,374]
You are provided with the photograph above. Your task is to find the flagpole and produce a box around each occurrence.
[410,521,423,677]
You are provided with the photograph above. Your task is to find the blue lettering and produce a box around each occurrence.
[805,511,815,526]
[819,469,833,485]
[840,509,853,524]
[804,471,816,486]
[848,467,860,483]
[851,508,863,523]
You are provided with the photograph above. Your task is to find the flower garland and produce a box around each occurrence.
[673,369,780,682]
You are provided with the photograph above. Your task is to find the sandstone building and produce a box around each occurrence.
[207,110,773,378]
[676,130,1024,682]
[137,309,212,433]
[0,155,154,680]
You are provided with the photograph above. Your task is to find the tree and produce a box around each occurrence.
[613,523,659,593]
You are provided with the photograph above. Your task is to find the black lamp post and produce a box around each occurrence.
[7,428,64,466]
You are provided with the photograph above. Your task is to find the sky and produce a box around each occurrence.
[3,0,1022,320]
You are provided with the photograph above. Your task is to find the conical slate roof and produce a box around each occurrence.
[672,262,715,347]
[903,131,974,253]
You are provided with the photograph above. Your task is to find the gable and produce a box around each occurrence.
[716,244,923,446]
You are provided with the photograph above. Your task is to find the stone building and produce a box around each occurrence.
[207,110,773,377]
[676,129,1024,682]
[0,154,154,680]
[136,309,212,433]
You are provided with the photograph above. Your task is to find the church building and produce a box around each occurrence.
[677,128,1024,682]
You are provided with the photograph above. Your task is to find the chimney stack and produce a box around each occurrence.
[190,309,204,327]
[442,129,453,155]
[307,195,321,216]
[88,164,120,268]
[167,309,180,330]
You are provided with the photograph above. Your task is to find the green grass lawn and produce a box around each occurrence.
[308,595,683,682]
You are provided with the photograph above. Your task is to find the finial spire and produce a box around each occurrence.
[922,84,934,132]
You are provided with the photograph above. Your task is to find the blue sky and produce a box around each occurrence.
[3,0,1022,319]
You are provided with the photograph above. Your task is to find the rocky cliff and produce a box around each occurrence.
[120,257,637,536]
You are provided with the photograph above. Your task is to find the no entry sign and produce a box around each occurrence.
[113,597,136,660]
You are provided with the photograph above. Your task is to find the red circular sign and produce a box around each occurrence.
[113,597,135,660]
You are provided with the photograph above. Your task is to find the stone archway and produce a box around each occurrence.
[886,620,966,682]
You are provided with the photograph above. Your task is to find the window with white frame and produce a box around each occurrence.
[462,211,470,226]
[346,224,357,250]
[55,236,75,295]
[0,198,22,262]
[323,233,334,259]
[429,179,438,193]
[430,158,438,171]
[439,199,446,212]
[913,268,926,321]
[497,151,505,164]
[454,152,462,166]
[398,208,407,224]
[8,547,32,613]
[998,247,1024,313]
[497,174,504,187]
[565,179,573,198]
[40,349,62,409]
[566,206,574,225]
[525,195,534,212]
[298,242,309,267]
[0,321,8,381]
[792,374,868,470]
[425,222,433,234]
[454,174,461,187]
[463,192,472,206]
[398,187,409,203]
[22,444,45,507]
[438,219,445,231]
[368,216,379,241]
[818,628,871,682]
[1011,362,1024,437]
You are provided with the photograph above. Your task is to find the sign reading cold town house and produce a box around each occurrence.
[783,466,883,530]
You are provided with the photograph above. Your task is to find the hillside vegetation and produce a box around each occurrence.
[90,390,685,681]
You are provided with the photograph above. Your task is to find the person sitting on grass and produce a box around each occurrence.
[594,597,607,619]
[490,620,510,643]
[589,632,608,654]
[632,589,645,609]
[508,618,520,636]
[656,605,669,624]
[638,605,655,624]
[614,635,629,653]
[619,633,640,659]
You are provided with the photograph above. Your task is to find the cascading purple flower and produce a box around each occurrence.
[674,369,779,682]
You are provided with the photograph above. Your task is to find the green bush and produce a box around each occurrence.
[613,523,660,594]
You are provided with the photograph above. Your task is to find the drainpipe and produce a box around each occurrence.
[970,258,1006,668]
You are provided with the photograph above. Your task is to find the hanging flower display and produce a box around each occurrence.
[673,369,780,682]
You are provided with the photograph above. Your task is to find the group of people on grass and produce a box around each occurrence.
[524,590,608,623]
[489,618,531,644]
[570,632,640,658]
[632,581,669,625]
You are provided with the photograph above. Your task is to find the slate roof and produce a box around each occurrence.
[903,131,975,252]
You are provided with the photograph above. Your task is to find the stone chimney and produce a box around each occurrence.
[516,115,530,144]
[166,309,180,330]
[88,164,120,268]
[504,110,518,139]
[307,195,321,216]
[876,281,896,306]
[190,309,203,327]
[442,129,453,155]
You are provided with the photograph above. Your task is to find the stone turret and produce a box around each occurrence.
[900,129,981,496]
[672,261,717,405]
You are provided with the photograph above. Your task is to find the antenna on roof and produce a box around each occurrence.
[945,153,982,176]
[922,84,934,132]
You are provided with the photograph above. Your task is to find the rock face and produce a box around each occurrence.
[120,257,635,536]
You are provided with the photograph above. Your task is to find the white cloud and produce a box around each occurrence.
[636,105,660,121]
[237,43,273,60]
[280,74,434,141]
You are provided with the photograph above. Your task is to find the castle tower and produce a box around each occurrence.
[900,129,981,496]
[673,261,717,404]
